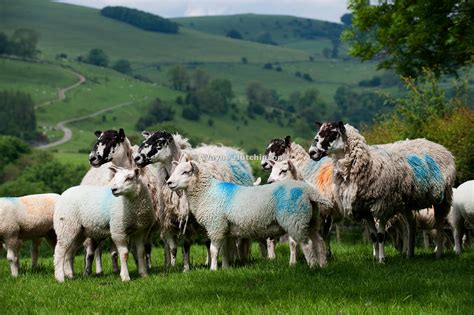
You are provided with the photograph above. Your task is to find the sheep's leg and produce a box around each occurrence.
[366,218,379,260]
[452,217,464,255]
[113,237,130,282]
[376,221,386,263]
[94,244,103,275]
[209,239,223,271]
[54,242,67,282]
[64,236,84,279]
[205,240,211,266]
[163,240,171,266]
[221,239,231,269]
[166,235,178,267]
[84,239,99,276]
[267,238,276,260]
[6,237,21,277]
[422,231,430,249]
[405,212,416,258]
[145,242,152,271]
[237,238,251,263]
[182,239,191,272]
[106,241,118,274]
[31,238,41,269]
[134,234,147,277]
[258,239,268,258]
[289,236,298,266]
[322,216,333,258]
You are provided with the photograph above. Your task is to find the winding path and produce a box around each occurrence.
[37,101,134,150]
[36,69,86,108]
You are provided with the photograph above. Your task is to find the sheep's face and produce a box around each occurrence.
[89,129,126,167]
[166,161,197,191]
[267,160,293,183]
[262,136,291,170]
[109,167,141,196]
[134,131,174,167]
[309,121,345,161]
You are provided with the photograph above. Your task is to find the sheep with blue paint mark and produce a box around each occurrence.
[166,158,329,270]
[309,122,455,262]
[0,194,59,277]
[134,131,270,264]
[448,180,474,255]
[53,166,156,282]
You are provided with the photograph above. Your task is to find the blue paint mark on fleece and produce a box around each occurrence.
[213,181,239,211]
[100,189,115,218]
[406,154,445,202]
[302,157,326,180]
[273,185,304,215]
[2,197,19,204]
[227,160,253,185]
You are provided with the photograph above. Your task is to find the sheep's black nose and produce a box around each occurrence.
[166,181,172,186]
[111,188,118,194]
[134,155,141,162]
[89,156,97,162]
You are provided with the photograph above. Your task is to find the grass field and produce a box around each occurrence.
[1,242,472,314]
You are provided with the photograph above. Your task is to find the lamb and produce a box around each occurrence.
[0,194,59,277]
[309,121,455,262]
[134,130,267,264]
[166,158,329,270]
[449,181,474,255]
[263,137,342,258]
[54,166,156,282]
[83,128,168,273]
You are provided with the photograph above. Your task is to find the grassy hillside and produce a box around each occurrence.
[1,0,311,64]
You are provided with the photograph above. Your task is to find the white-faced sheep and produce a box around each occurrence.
[53,166,156,282]
[0,194,59,277]
[134,130,267,265]
[449,180,474,255]
[166,158,328,270]
[263,137,342,258]
[309,122,455,262]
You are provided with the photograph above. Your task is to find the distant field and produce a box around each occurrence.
[1,242,472,314]
[1,0,310,64]
[0,58,78,104]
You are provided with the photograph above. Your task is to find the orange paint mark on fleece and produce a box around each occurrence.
[20,196,56,218]
[316,162,333,194]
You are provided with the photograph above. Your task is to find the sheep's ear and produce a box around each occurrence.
[269,160,275,166]
[134,168,140,178]
[108,166,118,174]
[141,131,151,139]
[284,136,291,147]
[315,121,322,129]
[118,128,126,142]
[179,152,190,162]
[94,130,102,138]
[287,160,294,170]
[190,161,199,174]
[172,160,179,166]
[338,121,345,134]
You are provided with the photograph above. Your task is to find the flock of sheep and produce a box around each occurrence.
[0,122,472,282]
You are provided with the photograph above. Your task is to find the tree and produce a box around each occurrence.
[191,69,210,91]
[0,135,30,174]
[0,91,36,141]
[344,0,474,78]
[135,98,175,130]
[9,29,39,58]
[0,32,9,55]
[112,59,131,74]
[167,65,189,91]
[340,13,353,26]
[182,106,200,121]
[196,79,234,114]
[246,82,278,116]
[86,48,108,67]
[226,29,243,39]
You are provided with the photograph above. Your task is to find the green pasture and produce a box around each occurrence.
[1,242,472,314]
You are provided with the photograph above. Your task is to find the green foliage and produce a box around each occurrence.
[0,150,87,196]
[168,65,189,91]
[334,86,386,126]
[246,81,277,116]
[226,29,243,39]
[0,90,37,141]
[0,136,30,173]
[340,13,352,26]
[135,98,175,131]
[0,29,39,58]
[182,106,200,121]
[101,6,179,34]
[86,48,109,67]
[363,71,474,183]
[344,0,474,77]
[112,59,131,74]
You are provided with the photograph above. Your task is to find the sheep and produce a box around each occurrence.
[134,130,268,264]
[84,128,169,273]
[54,166,156,282]
[449,181,474,255]
[309,121,455,262]
[263,137,343,258]
[166,158,329,270]
[0,194,59,277]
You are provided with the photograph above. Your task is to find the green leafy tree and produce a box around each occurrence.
[0,32,9,55]
[246,82,278,116]
[112,59,131,74]
[9,28,39,58]
[86,48,109,67]
[0,136,30,174]
[167,65,189,91]
[0,91,36,141]
[344,0,474,77]
[135,98,175,130]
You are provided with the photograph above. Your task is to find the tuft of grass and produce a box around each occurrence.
[0,242,472,314]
